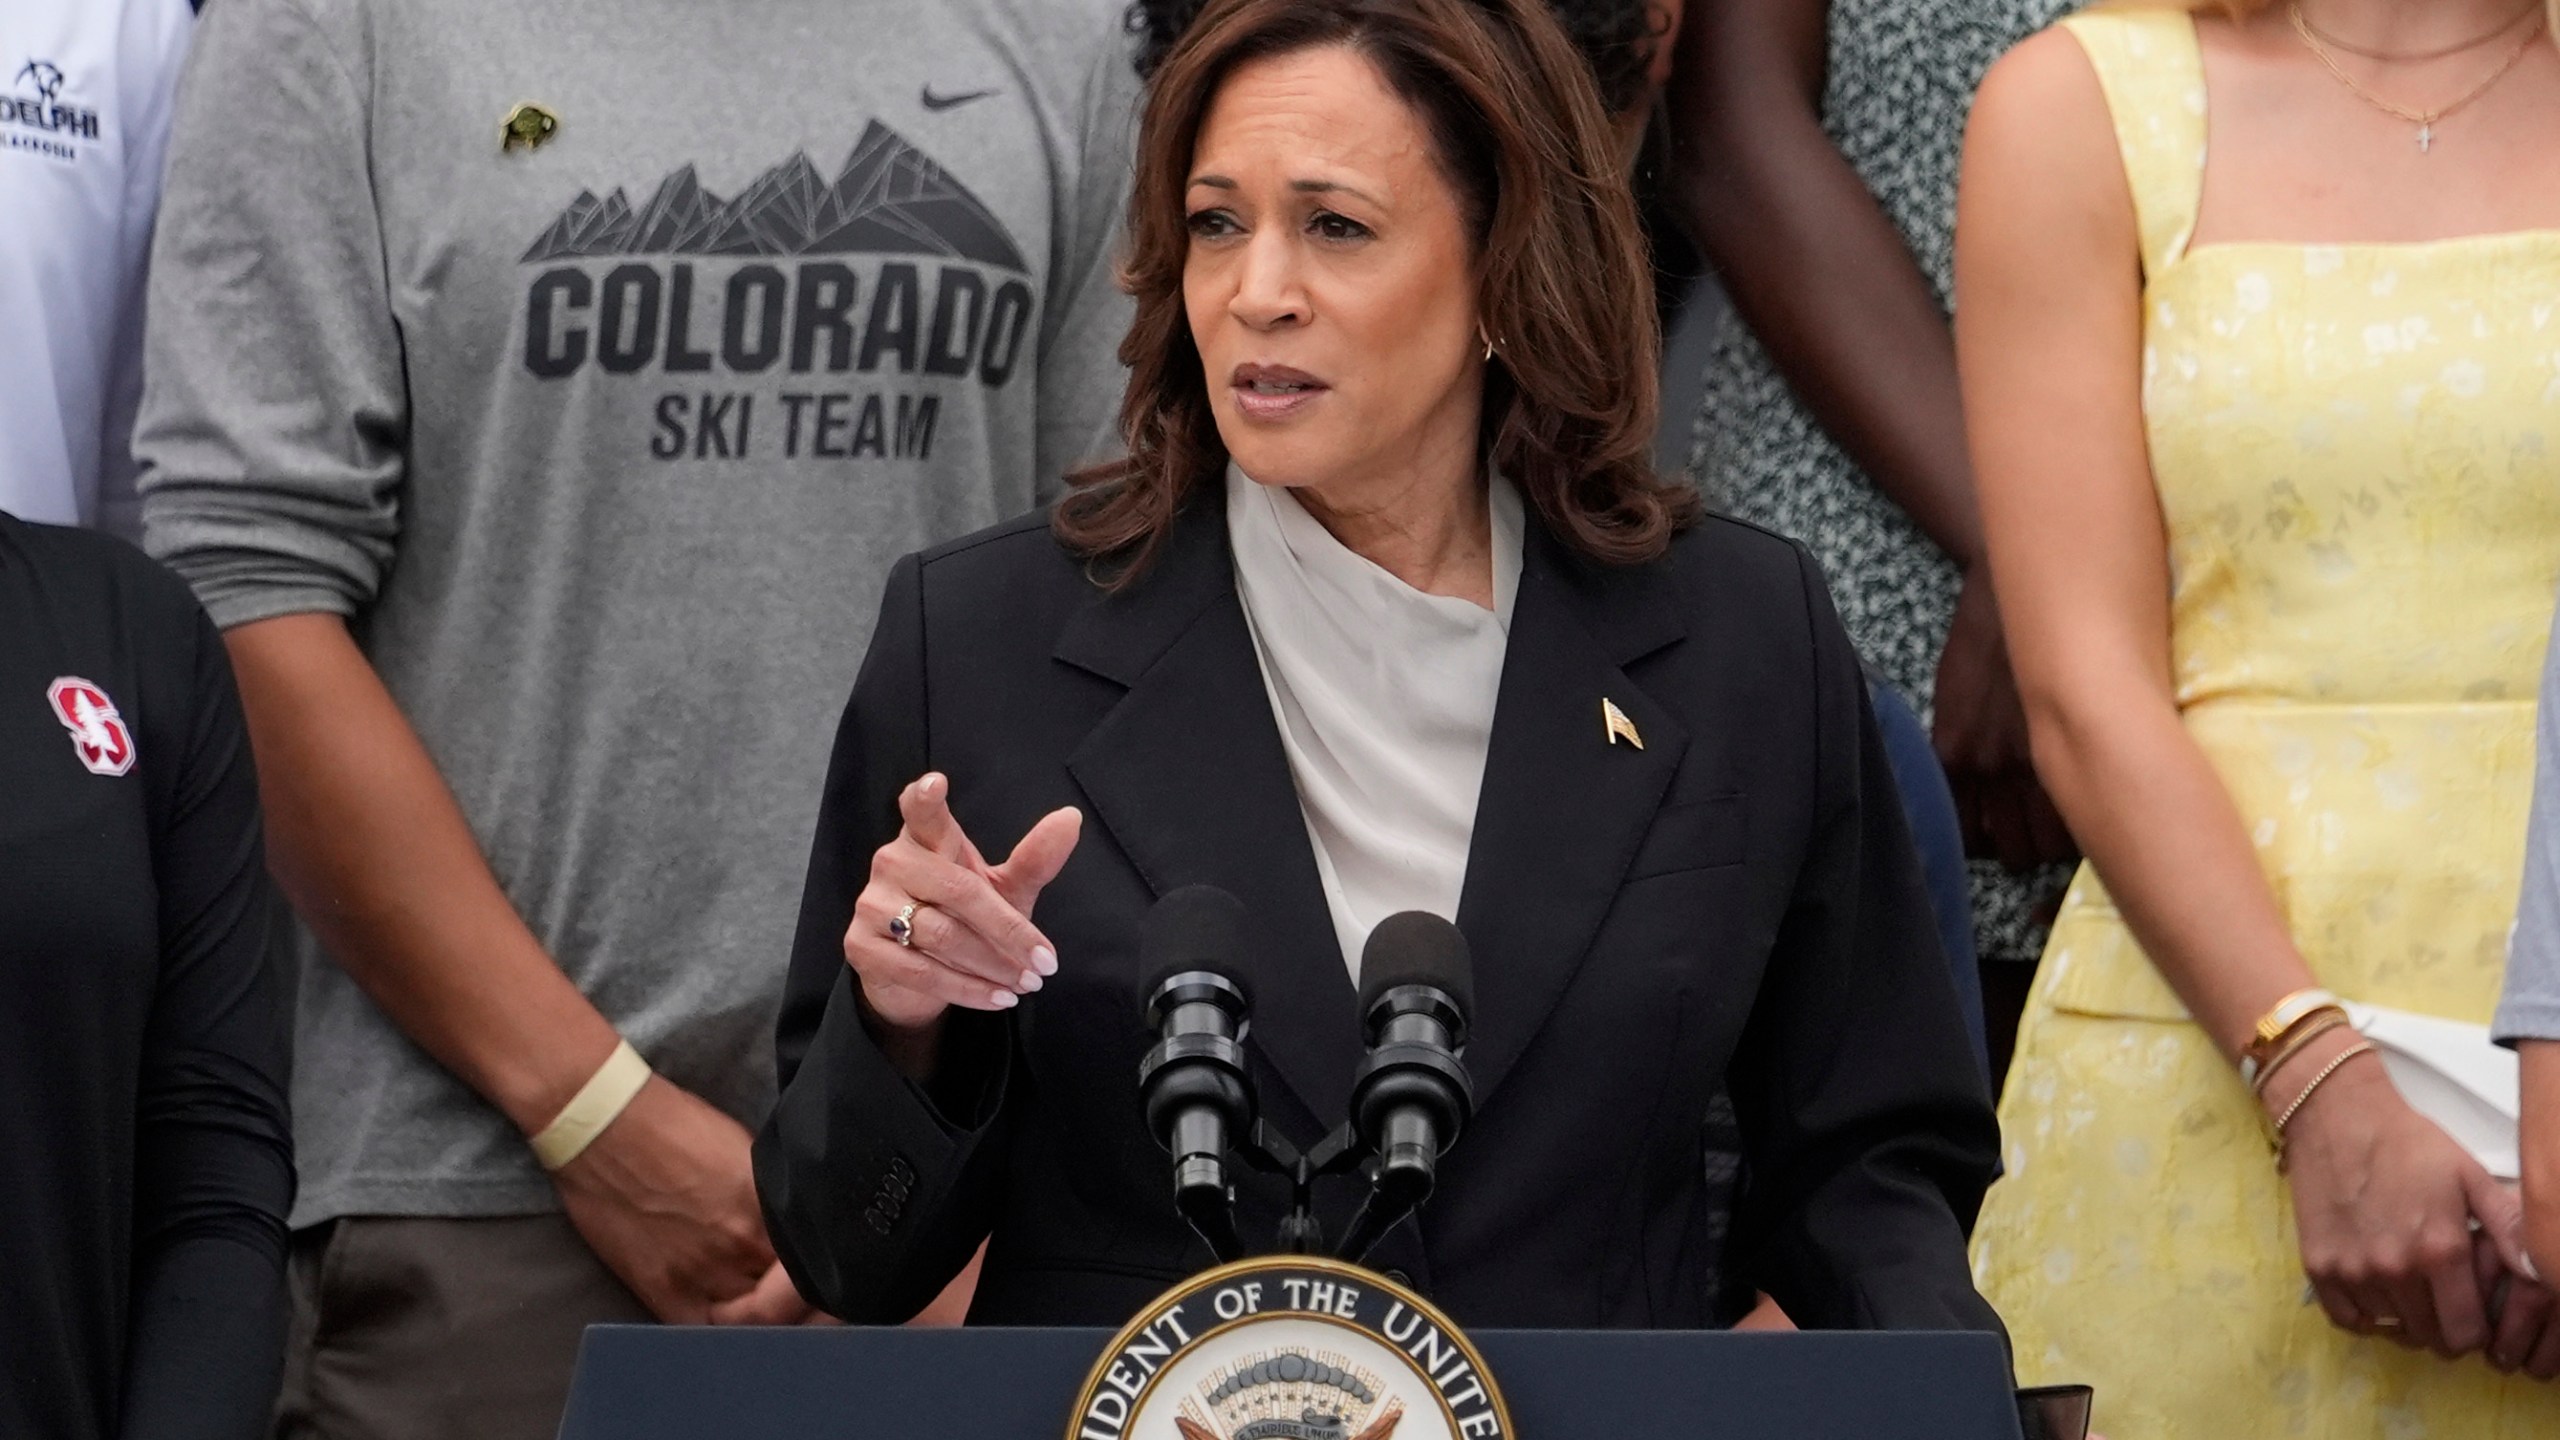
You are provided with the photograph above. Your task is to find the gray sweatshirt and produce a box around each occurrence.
[137,0,1137,1224]
[2500,603,2560,1044]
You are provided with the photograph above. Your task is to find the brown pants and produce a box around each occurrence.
[276,1215,650,1440]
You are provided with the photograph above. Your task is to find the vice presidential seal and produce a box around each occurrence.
[1066,1257,1510,1440]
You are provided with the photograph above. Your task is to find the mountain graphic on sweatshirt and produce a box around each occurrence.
[522,121,1029,272]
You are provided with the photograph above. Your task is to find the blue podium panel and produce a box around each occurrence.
[557,1325,2024,1439]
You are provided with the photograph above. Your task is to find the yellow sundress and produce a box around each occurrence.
[1969,9,2560,1436]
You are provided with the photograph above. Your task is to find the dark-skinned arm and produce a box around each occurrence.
[1663,0,2072,868]
[1665,0,1980,562]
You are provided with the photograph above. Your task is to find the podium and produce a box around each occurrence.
[558,1324,2035,1438]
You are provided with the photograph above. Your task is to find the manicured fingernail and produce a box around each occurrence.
[922,773,944,798]
[990,989,1018,1009]
[1018,970,1043,992]
[1031,946,1057,976]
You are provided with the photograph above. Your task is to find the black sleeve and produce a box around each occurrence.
[118,611,295,1440]
[757,555,1014,1324]
[1723,546,2004,1337]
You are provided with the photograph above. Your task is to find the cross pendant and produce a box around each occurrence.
[2417,122,2434,153]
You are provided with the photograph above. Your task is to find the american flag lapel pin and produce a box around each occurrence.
[1602,698,1643,749]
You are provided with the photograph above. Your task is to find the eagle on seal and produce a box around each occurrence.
[1174,1397,1402,1440]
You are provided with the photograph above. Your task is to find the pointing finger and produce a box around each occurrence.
[898,774,983,866]
[990,807,1083,917]
[990,809,1081,978]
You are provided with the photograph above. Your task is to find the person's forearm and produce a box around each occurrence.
[223,613,620,1134]
[2526,1042,2560,1279]
[118,1233,285,1440]
[1669,36,1986,566]
[2023,672,2319,1055]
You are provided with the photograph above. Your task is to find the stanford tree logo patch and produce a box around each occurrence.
[48,677,135,776]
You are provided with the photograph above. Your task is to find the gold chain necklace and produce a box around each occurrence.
[2294,0,2543,61]
[2288,2,2547,152]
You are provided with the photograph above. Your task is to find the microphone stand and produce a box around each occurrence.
[1186,1116,1435,1265]
[1332,1157,1427,1266]
[1143,902,1474,1271]
[1232,1120,1364,1255]
[1194,1052,1465,1263]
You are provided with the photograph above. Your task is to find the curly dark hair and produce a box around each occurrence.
[1124,0,1665,116]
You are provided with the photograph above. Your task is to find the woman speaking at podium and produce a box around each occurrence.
[757,0,2001,1335]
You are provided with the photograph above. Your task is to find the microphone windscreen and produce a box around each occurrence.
[1140,885,1252,1005]
[1357,911,1473,1020]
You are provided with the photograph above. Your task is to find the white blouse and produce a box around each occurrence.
[1225,465,1524,983]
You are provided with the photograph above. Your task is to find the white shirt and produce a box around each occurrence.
[0,0,192,535]
[1226,465,1523,982]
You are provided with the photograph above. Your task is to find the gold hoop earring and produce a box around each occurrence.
[1480,329,1496,362]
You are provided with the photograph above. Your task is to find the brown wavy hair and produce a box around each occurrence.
[1055,0,1695,582]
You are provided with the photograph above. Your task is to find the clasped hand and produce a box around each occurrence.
[2282,1047,2560,1377]
[551,1074,827,1325]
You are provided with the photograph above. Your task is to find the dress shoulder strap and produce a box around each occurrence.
[2057,6,2208,276]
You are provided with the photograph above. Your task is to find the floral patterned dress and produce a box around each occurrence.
[1689,0,2076,962]
[1970,10,2560,1435]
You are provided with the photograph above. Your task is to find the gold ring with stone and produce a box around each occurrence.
[889,901,923,948]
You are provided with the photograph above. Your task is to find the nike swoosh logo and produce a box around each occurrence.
[921,85,999,111]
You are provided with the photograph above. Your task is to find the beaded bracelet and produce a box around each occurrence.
[2271,1040,2378,1170]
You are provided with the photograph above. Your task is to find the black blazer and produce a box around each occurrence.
[757,489,2002,1335]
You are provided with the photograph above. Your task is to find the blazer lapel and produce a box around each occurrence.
[1455,524,1689,1109]
[1056,495,1364,1130]
[1054,498,1692,1127]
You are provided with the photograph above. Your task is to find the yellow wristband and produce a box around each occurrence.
[529,1040,652,1171]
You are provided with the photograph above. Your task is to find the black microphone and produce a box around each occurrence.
[1337,911,1475,1263]
[1135,885,1256,1263]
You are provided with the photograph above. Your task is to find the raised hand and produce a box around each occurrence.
[845,772,1082,1039]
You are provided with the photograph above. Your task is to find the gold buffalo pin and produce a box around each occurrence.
[500,103,559,154]
[1603,697,1643,749]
